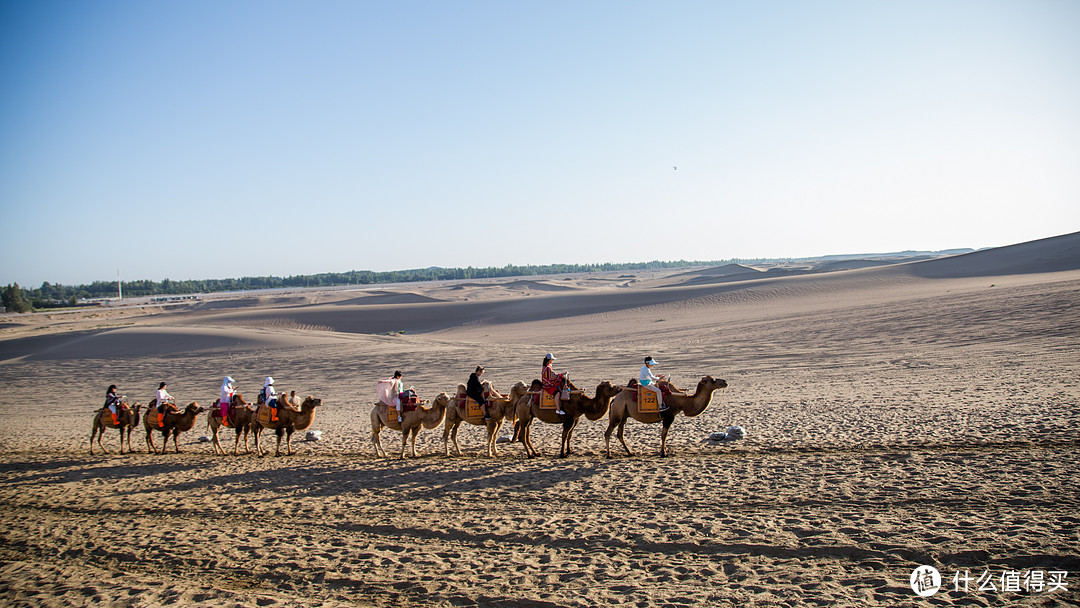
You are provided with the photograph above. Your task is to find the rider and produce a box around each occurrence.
[542,353,567,416]
[104,384,122,424]
[639,356,668,412]
[262,376,277,407]
[155,382,175,413]
[219,376,236,420]
[388,371,404,423]
[466,365,491,422]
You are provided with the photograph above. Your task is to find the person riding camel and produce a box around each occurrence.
[261,376,281,421]
[104,384,122,425]
[467,365,492,422]
[542,353,567,416]
[388,371,405,422]
[155,382,175,413]
[639,356,669,412]
[219,376,236,422]
[259,376,274,405]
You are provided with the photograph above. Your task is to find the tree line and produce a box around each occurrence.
[2,259,774,313]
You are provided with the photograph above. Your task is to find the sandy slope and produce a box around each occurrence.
[0,233,1078,607]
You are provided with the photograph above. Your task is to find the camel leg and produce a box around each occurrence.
[522,424,539,458]
[660,417,673,457]
[90,422,102,455]
[275,428,285,457]
[145,429,154,454]
[514,419,534,458]
[603,418,616,458]
[253,425,265,457]
[410,427,420,458]
[442,421,455,457]
[560,418,579,458]
[117,427,126,455]
[616,419,633,456]
[285,428,294,456]
[170,431,181,454]
[451,423,463,457]
[487,420,501,458]
[372,429,383,458]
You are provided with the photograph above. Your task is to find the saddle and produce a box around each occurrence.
[255,402,281,425]
[210,399,237,427]
[625,379,673,404]
[393,402,419,414]
[455,391,489,419]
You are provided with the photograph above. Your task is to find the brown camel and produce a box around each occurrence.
[513,379,620,458]
[207,393,255,456]
[142,402,205,454]
[443,381,528,458]
[371,393,450,458]
[250,393,322,457]
[604,375,728,457]
[90,400,143,455]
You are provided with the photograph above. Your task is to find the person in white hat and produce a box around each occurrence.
[542,353,567,415]
[639,356,668,412]
[261,376,276,407]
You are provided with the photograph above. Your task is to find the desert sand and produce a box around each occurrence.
[1,232,1078,607]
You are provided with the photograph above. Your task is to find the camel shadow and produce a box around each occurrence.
[1,458,199,486]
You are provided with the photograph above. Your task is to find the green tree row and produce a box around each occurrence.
[3,258,776,313]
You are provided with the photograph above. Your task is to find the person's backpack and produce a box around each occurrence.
[399,389,418,406]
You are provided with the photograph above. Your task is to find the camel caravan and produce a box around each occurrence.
[91,356,728,459]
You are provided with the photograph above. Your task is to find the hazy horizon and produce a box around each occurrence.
[6,241,992,288]
[3,1,1078,287]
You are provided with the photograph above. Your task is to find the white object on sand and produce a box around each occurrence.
[725,426,746,440]
[305,430,322,441]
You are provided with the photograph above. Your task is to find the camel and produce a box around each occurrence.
[443,381,529,458]
[371,392,450,458]
[604,375,728,457]
[207,393,256,456]
[513,379,621,458]
[90,400,143,455]
[142,402,205,454]
[250,392,322,457]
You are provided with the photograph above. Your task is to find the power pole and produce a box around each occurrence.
[117,269,122,301]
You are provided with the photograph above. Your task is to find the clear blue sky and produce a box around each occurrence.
[2,0,1078,286]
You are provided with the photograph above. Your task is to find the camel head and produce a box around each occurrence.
[300,396,322,410]
[183,402,205,416]
[697,376,728,393]
[429,392,451,410]
[507,381,528,400]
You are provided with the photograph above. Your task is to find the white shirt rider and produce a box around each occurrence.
[639,357,667,410]
[263,377,277,405]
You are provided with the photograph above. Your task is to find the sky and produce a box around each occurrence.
[2,0,1078,287]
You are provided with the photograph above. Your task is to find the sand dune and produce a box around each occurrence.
[1,232,1078,607]
[909,230,1080,278]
